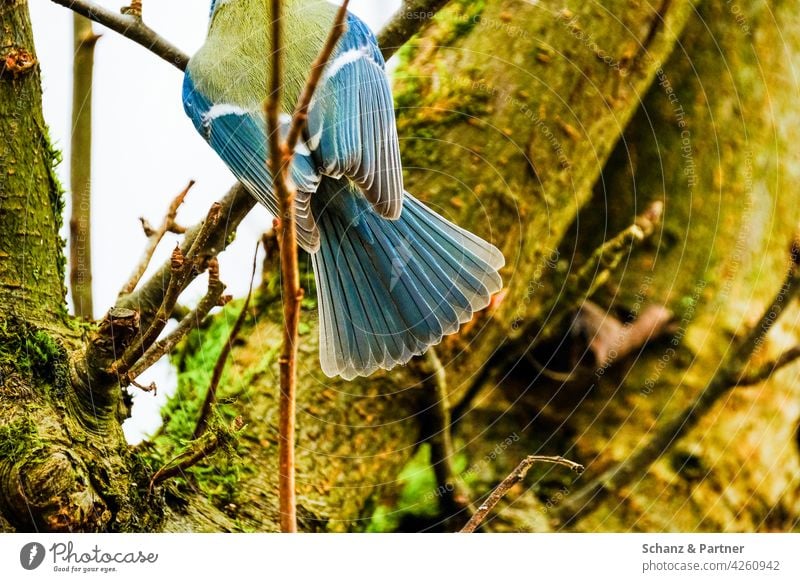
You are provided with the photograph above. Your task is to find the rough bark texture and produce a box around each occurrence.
[0,0,145,533]
[0,0,66,325]
[1,0,799,533]
[553,0,800,531]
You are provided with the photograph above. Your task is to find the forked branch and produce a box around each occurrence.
[461,455,584,533]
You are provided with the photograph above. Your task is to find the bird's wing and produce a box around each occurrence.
[307,15,404,219]
[183,72,322,251]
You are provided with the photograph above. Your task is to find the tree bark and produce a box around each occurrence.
[429,0,800,532]
[0,0,66,325]
[551,0,800,531]
[0,1,138,533]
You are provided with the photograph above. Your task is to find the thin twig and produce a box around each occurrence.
[129,378,156,394]
[557,237,800,525]
[53,0,447,72]
[460,455,584,533]
[149,416,245,492]
[117,185,256,334]
[734,345,800,387]
[69,14,99,319]
[49,0,188,70]
[119,180,194,298]
[534,201,664,344]
[265,0,349,535]
[284,1,351,153]
[193,244,259,440]
[127,269,229,382]
[266,0,297,535]
[111,205,222,380]
[377,0,454,58]
[416,349,476,518]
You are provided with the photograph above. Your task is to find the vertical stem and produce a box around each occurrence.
[277,225,302,533]
[266,0,347,533]
[266,0,301,533]
[69,14,97,318]
[421,349,475,518]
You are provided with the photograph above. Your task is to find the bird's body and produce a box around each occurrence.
[184,0,505,379]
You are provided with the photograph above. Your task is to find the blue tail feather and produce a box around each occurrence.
[311,178,504,380]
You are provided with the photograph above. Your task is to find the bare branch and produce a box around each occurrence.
[284,2,350,153]
[69,14,99,319]
[49,0,188,70]
[538,201,664,341]
[119,180,194,299]
[193,244,259,440]
[377,0,454,58]
[266,0,349,534]
[117,185,256,322]
[149,416,246,491]
[51,0,439,79]
[129,378,156,394]
[460,455,584,533]
[112,205,222,380]
[126,271,229,383]
[734,345,800,387]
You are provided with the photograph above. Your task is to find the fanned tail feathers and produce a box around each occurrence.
[312,178,504,380]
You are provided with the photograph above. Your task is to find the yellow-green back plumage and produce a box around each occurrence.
[189,0,338,110]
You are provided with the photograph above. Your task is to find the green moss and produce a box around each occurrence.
[391,2,493,175]
[137,295,276,507]
[0,320,68,391]
[41,125,68,316]
[367,445,440,532]
[447,0,487,41]
[0,417,41,461]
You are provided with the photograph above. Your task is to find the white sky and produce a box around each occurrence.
[29,0,400,442]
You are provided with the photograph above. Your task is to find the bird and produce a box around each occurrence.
[182,0,505,380]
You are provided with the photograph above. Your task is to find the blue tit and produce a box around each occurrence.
[183,0,504,380]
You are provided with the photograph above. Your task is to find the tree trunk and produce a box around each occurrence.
[0,0,65,325]
[0,1,140,533]
[552,0,800,531]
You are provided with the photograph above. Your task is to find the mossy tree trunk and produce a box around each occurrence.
[0,1,144,533]
[1,0,798,532]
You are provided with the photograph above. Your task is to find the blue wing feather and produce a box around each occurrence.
[307,15,404,219]
[183,72,322,250]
